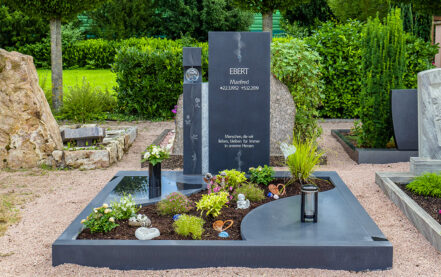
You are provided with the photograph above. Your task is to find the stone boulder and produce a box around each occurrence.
[0,49,63,169]
[172,74,296,156]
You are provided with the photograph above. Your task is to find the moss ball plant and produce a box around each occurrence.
[157,192,193,216]
[173,214,205,239]
[406,172,441,197]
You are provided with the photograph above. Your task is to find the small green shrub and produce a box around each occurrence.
[110,194,141,220]
[196,191,229,218]
[235,183,265,202]
[173,214,205,240]
[81,204,118,233]
[216,169,247,189]
[248,165,274,186]
[286,136,324,183]
[271,37,324,142]
[157,192,193,216]
[359,9,406,148]
[406,172,441,197]
[59,78,116,123]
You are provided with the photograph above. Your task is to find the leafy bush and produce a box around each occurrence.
[157,192,193,216]
[305,20,363,118]
[216,169,247,189]
[406,172,441,198]
[110,194,141,220]
[196,191,229,218]
[173,214,205,240]
[248,165,274,185]
[359,9,406,148]
[286,136,324,183]
[59,78,116,123]
[404,35,438,89]
[235,183,265,202]
[81,203,118,233]
[271,37,324,141]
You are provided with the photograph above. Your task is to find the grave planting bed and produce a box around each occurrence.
[376,172,441,252]
[331,129,417,164]
[53,171,392,271]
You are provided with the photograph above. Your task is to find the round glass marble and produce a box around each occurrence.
[185,67,199,82]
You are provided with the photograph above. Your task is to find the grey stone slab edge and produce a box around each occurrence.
[53,171,391,271]
[375,172,441,252]
[332,129,418,164]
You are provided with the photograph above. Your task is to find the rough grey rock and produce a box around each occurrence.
[172,75,296,156]
[129,214,151,227]
[135,227,160,240]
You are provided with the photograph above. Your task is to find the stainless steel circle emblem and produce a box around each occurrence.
[185,68,199,82]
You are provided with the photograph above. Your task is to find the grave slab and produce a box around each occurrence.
[53,171,392,271]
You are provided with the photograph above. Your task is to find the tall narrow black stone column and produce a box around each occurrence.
[183,47,202,175]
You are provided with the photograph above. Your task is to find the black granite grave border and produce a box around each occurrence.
[332,129,418,164]
[53,171,391,271]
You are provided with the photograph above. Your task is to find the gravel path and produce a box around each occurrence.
[1,121,440,276]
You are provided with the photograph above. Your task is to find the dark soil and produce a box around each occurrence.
[398,183,441,224]
[77,178,334,240]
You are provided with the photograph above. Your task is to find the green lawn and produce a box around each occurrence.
[37,69,117,93]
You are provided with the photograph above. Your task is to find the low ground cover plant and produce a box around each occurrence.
[157,192,193,216]
[406,172,441,197]
[248,165,274,185]
[235,183,265,202]
[196,191,229,218]
[173,214,205,240]
[81,204,118,233]
[110,194,140,220]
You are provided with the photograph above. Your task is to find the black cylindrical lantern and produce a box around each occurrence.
[301,184,318,223]
[148,163,162,199]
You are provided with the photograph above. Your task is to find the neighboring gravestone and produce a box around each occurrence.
[410,68,441,175]
[208,32,270,173]
[61,126,105,147]
[182,47,202,175]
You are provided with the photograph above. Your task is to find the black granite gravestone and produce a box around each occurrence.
[208,32,270,173]
[183,47,202,174]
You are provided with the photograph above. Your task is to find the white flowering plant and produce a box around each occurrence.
[141,144,170,166]
[81,203,118,233]
[110,193,141,220]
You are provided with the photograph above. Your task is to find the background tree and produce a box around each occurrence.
[283,0,334,27]
[393,0,441,15]
[87,0,156,40]
[326,0,390,22]
[232,0,310,36]
[1,0,108,112]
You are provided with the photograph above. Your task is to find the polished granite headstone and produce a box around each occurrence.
[208,32,270,173]
[183,47,202,175]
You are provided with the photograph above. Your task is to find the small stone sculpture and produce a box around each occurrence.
[129,214,151,227]
[135,227,160,240]
[236,194,250,209]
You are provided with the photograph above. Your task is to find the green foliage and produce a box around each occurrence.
[280,20,312,38]
[326,0,390,21]
[196,191,229,218]
[395,0,441,15]
[173,214,205,239]
[305,20,364,118]
[232,0,309,14]
[0,5,48,49]
[400,3,432,41]
[110,194,141,220]
[81,204,118,233]
[406,172,441,198]
[286,136,324,183]
[282,0,334,27]
[157,192,193,216]
[235,183,265,202]
[359,9,406,148]
[248,165,274,186]
[404,35,438,88]
[141,145,170,166]
[86,0,156,40]
[216,169,247,189]
[271,37,324,141]
[59,77,116,123]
